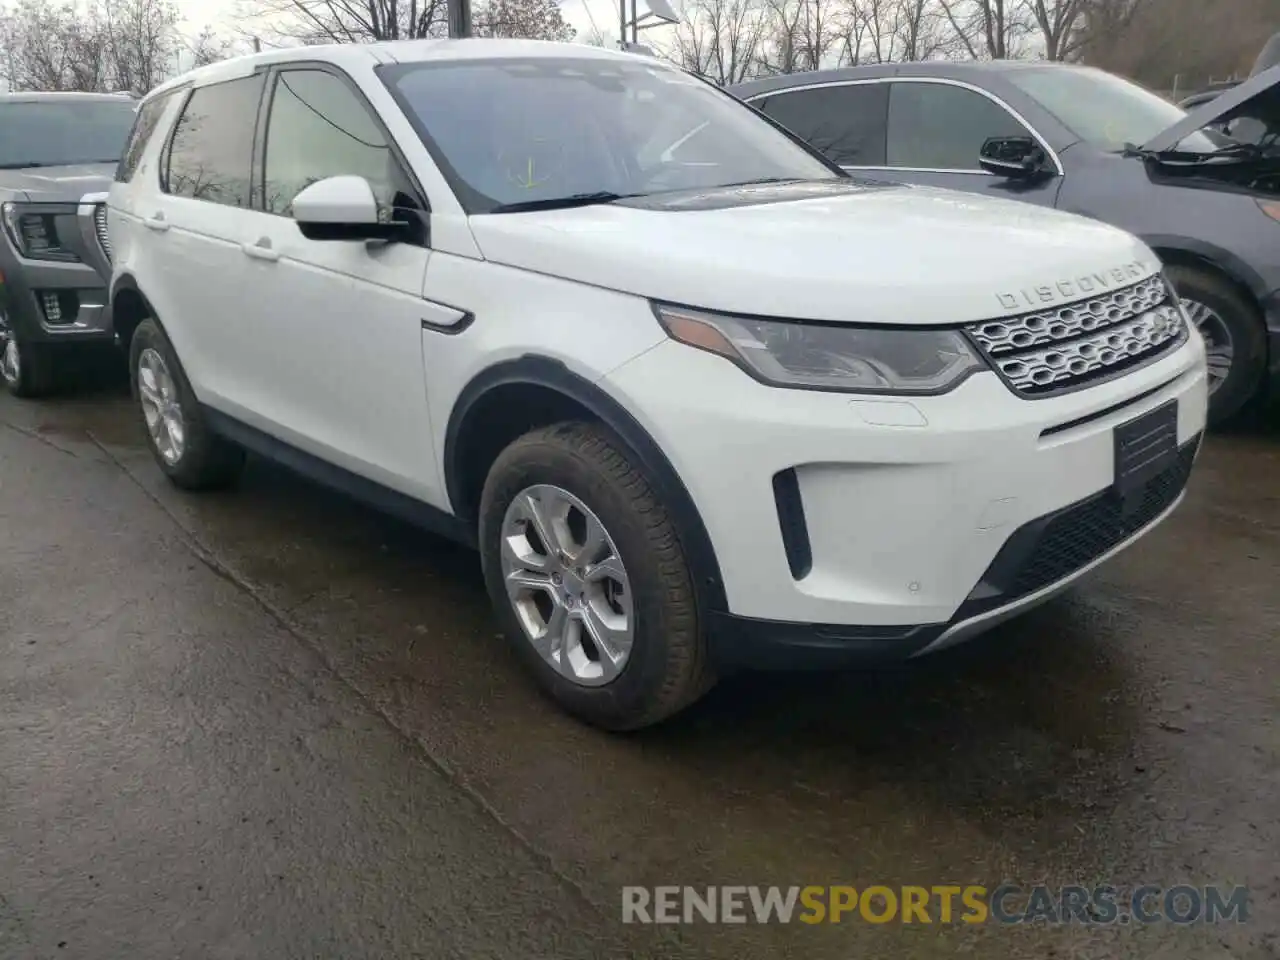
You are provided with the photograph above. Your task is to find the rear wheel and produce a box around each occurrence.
[129,317,244,490]
[479,422,714,731]
[1165,264,1267,427]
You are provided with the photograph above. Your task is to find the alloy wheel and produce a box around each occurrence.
[499,484,634,687]
[137,347,186,465]
[1181,297,1233,395]
[0,314,18,386]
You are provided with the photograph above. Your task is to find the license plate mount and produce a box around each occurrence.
[1113,399,1179,501]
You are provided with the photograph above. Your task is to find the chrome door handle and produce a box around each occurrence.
[241,239,280,262]
[144,213,169,232]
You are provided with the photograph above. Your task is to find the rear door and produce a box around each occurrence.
[127,74,266,402]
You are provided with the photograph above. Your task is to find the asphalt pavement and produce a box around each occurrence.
[1,365,1277,960]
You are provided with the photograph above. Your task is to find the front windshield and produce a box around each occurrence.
[380,57,839,213]
[1007,66,1221,153]
[0,99,138,169]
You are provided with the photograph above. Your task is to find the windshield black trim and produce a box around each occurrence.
[375,56,847,215]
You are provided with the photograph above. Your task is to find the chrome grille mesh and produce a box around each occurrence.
[966,275,1186,396]
[94,203,111,262]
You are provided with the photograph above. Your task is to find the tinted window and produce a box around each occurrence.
[1008,66,1219,153]
[887,82,1030,170]
[0,99,137,170]
[164,74,264,207]
[263,69,408,216]
[755,84,888,165]
[116,91,176,183]
[381,58,837,214]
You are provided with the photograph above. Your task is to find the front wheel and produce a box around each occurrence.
[479,422,714,731]
[0,319,56,398]
[1166,264,1267,427]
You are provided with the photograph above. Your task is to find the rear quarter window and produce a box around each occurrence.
[117,92,177,183]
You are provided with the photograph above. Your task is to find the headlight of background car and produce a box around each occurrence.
[1,203,79,262]
[653,302,986,393]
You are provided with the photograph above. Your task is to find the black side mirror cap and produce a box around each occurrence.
[979,136,1050,179]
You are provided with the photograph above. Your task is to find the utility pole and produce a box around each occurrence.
[252,37,262,53]
[447,0,473,38]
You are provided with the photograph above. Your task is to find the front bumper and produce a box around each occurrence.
[0,199,113,344]
[604,334,1209,668]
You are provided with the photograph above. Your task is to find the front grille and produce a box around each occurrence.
[966,275,1187,397]
[94,203,111,262]
[968,438,1198,615]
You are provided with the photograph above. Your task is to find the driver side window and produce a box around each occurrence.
[261,68,409,218]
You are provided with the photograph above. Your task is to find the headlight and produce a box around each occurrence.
[1,203,79,262]
[653,302,987,394]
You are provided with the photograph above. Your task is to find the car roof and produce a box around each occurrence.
[144,38,647,102]
[730,59,1102,98]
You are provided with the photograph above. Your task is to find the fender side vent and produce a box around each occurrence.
[772,468,812,581]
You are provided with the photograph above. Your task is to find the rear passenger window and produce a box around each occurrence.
[116,92,174,183]
[754,83,888,166]
[261,68,403,217]
[163,74,265,207]
[886,82,1030,170]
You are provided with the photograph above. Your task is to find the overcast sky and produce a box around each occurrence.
[172,0,660,50]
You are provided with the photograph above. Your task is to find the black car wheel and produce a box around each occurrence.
[1166,264,1267,427]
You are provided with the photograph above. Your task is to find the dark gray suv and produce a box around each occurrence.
[0,92,135,397]
[732,63,1280,426]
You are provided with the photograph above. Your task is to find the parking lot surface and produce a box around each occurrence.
[2,372,1277,960]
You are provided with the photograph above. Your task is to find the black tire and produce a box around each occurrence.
[1165,263,1267,427]
[478,421,714,731]
[129,317,244,490]
[0,332,57,398]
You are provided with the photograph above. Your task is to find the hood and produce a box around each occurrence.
[1143,64,1280,153]
[0,162,116,202]
[466,180,1160,325]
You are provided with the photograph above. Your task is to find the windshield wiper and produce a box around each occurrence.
[1124,140,1280,165]
[720,177,805,187]
[488,192,625,213]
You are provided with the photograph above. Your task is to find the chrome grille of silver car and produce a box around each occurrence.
[94,203,112,262]
[965,274,1186,396]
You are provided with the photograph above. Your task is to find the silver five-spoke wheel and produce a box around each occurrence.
[0,334,19,387]
[500,484,634,686]
[1182,297,1234,396]
[137,347,185,465]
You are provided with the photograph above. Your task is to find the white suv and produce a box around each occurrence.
[106,40,1208,730]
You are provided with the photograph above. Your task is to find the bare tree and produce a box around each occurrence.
[0,0,113,91]
[187,25,240,67]
[756,0,842,74]
[668,0,769,83]
[103,0,180,93]
[1023,0,1085,60]
[937,0,1029,59]
[240,0,449,45]
[476,0,575,40]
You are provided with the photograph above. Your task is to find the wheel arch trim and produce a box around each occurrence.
[443,355,729,614]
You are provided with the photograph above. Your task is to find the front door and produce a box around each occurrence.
[229,65,443,506]
[878,79,1063,208]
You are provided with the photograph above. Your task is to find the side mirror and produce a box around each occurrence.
[291,175,411,243]
[979,136,1049,179]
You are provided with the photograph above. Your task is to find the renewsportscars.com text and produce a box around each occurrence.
[621,884,1250,925]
